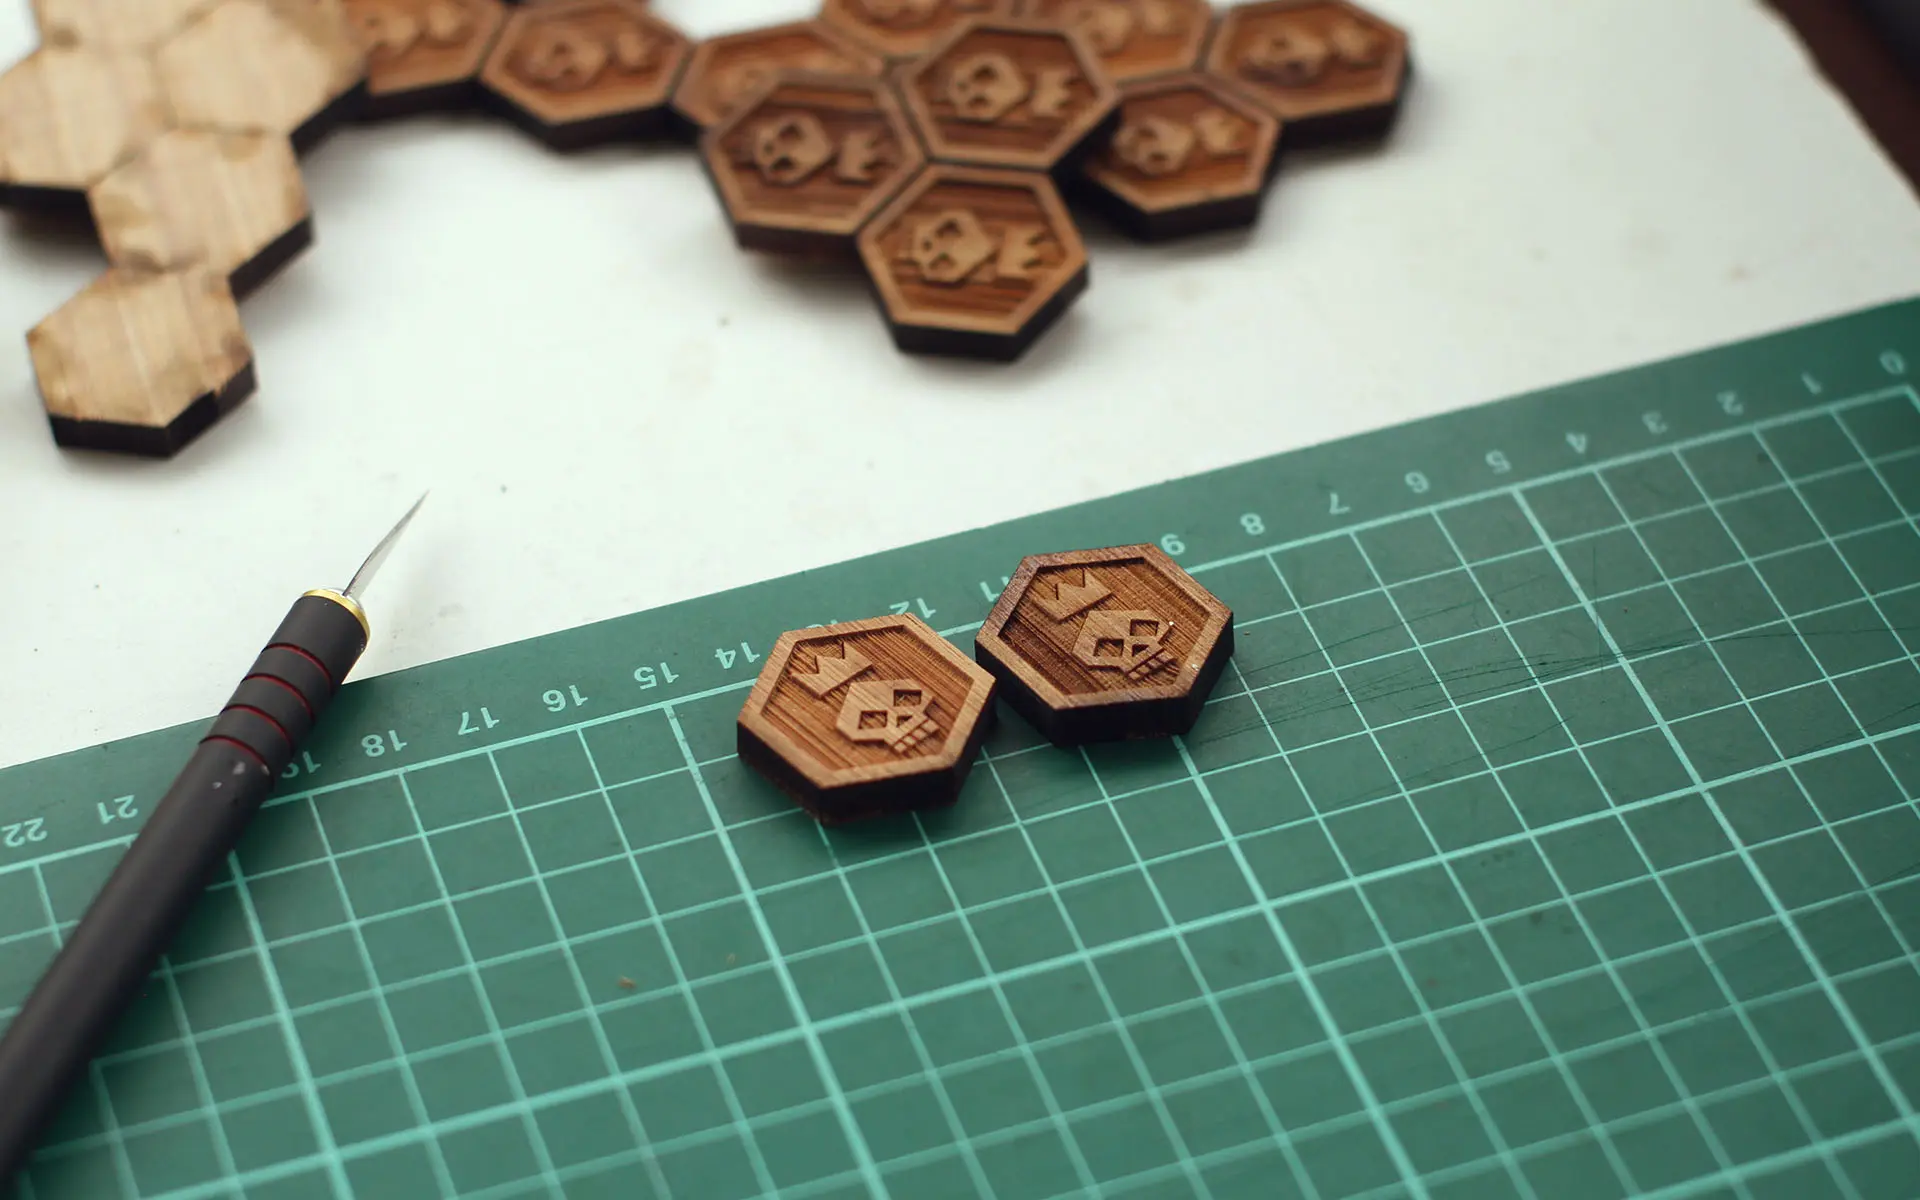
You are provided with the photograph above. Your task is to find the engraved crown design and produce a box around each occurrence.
[1032,571,1113,623]
[791,643,875,697]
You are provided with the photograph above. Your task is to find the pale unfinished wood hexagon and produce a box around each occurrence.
[89,127,313,299]
[156,0,368,151]
[30,0,217,51]
[29,265,257,457]
[0,45,166,210]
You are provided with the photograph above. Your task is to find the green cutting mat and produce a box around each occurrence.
[6,301,1920,1200]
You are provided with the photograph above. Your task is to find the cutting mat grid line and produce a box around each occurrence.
[2,389,1915,887]
[4,312,1920,1199]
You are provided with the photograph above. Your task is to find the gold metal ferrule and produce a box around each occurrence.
[304,588,370,640]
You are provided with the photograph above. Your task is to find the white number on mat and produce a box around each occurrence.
[2,820,47,848]
[634,663,680,690]
[362,731,408,758]
[96,796,138,825]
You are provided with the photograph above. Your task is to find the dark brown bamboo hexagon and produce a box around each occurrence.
[670,19,882,134]
[1203,0,1410,144]
[738,614,998,823]
[343,0,510,118]
[1017,0,1213,84]
[479,0,691,148]
[975,544,1235,744]
[896,17,1120,176]
[856,163,1088,361]
[702,71,925,257]
[1079,71,1281,240]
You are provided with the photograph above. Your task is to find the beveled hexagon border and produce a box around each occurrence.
[737,613,998,796]
[1202,0,1410,133]
[700,68,925,255]
[856,162,1087,350]
[896,15,1120,174]
[976,543,1234,733]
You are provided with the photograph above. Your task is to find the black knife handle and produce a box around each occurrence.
[0,590,368,1189]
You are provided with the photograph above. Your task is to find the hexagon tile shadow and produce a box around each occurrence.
[0,0,1414,457]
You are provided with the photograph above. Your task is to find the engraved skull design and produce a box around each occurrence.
[1060,0,1135,53]
[1058,0,1188,51]
[515,19,656,90]
[837,678,938,753]
[946,52,1030,122]
[353,0,474,60]
[1241,17,1384,86]
[751,113,835,185]
[907,208,996,284]
[1112,114,1194,176]
[1074,610,1178,680]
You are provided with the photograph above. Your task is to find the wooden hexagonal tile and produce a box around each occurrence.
[0,46,166,212]
[89,128,312,300]
[857,164,1087,360]
[1080,72,1280,240]
[155,0,369,153]
[897,17,1119,177]
[30,0,217,51]
[1017,0,1213,83]
[818,0,1014,61]
[738,615,998,823]
[479,0,691,149]
[975,544,1234,744]
[702,72,924,257]
[1204,0,1410,143]
[343,0,509,117]
[29,266,256,457]
[669,19,881,135]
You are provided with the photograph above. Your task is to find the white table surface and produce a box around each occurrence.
[3,0,1919,771]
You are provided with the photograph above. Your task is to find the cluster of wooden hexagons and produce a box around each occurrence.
[0,0,1409,456]
[0,0,369,453]
[738,544,1236,823]
[699,0,1412,360]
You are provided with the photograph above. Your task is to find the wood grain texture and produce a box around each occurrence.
[975,544,1234,744]
[669,19,881,134]
[737,614,998,823]
[343,0,509,117]
[479,0,691,149]
[857,163,1088,360]
[701,71,923,257]
[89,128,312,300]
[28,266,256,458]
[0,45,166,212]
[898,18,1119,175]
[155,0,370,152]
[819,0,1014,61]
[1079,71,1280,240]
[30,0,217,51]
[1203,0,1409,144]
[1016,0,1212,83]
